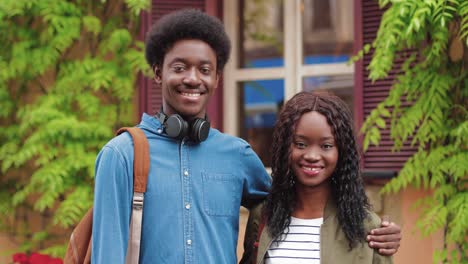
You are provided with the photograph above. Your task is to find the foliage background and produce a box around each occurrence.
[0,0,150,257]
[357,0,467,263]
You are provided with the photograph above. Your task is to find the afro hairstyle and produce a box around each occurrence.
[145,9,231,73]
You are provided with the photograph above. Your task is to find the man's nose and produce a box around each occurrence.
[183,68,201,86]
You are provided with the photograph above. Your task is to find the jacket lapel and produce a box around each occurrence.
[256,223,273,264]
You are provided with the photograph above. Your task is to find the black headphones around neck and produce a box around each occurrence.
[156,110,210,143]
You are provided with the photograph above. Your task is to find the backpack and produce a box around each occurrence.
[64,127,150,264]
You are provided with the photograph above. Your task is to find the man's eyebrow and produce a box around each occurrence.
[200,60,215,65]
[167,57,215,66]
[167,57,187,64]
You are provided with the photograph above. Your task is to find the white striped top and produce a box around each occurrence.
[265,217,323,264]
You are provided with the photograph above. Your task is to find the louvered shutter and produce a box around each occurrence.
[354,0,417,177]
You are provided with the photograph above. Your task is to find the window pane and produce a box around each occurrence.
[302,0,354,64]
[303,75,354,114]
[239,0,284,68]
[239,79,284,167]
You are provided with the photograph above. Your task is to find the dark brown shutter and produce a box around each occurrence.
[354,0,417,177]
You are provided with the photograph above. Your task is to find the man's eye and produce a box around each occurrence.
[200,67,211,74]
[173,66,185,72]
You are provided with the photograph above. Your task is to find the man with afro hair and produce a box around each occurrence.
[92,9,270,264]
[91,8,401,264]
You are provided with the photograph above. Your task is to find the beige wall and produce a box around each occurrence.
[393,188,443,264]
[0,234,19,263]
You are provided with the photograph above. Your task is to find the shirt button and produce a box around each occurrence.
[157,128,162,134]
[185,203,191,209]
[187,239,192,245]
[184,170,189,176]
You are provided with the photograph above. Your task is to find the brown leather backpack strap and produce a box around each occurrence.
[116,127,150,264]
[116,127,150,193]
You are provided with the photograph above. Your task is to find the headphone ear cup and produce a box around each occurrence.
[165,114,189,140]
[190,118,210,142]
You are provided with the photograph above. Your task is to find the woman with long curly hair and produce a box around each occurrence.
[241,91,394,264]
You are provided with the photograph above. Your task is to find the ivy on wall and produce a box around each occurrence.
[0,0,151,257]
[356,0,467,263]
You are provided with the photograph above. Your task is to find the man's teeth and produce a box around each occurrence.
[181,92,201,97]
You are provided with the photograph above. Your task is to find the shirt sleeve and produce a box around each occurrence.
[92,144,132,264]
[240,143,271,209]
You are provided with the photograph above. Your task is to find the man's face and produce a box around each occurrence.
[154,39,219,120]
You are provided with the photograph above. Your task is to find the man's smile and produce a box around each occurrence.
[180,92,202,97]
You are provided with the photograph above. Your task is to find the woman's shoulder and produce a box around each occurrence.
[363,209,383,231]
[240,202,267,264]
[364,210,394,264]
[250,202,265,221]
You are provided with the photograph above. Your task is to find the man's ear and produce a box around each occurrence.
[153,65,162,84]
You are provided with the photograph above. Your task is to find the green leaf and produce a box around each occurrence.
[32,231,49,242]
[376,118,386,129]
[82,15,101,35]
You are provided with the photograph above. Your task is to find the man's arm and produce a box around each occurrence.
[367,218,402,256]
[239,144,271,209]
[92,145,133,263]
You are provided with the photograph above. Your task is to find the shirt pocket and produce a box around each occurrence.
[202,172,241,217]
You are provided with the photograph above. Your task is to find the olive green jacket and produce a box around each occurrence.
[240,199,393,264]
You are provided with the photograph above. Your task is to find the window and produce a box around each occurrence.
[224,0,354,167]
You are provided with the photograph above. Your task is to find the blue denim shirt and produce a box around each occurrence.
[92,114,271,263]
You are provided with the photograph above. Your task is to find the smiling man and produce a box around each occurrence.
[92,9,270,264]
[91,9,401,264]
[157,39,217,120]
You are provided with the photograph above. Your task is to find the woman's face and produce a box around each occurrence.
[290,111,338,192]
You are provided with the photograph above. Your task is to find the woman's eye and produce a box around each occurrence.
[294,142,306,149]
[323,144,334,149]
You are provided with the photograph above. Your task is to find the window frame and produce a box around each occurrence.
[223,0,354,137]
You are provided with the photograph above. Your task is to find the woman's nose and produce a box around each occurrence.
[304,148,320,161]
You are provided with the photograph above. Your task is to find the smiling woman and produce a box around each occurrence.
[240,91,394,264]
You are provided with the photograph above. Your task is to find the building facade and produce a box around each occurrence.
[0,1,445,263]
[138,1,443,263]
